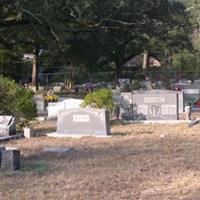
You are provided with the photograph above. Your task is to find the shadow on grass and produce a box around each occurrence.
[111,131,153,136]
[21,160,49,174]
[34,129,56,136]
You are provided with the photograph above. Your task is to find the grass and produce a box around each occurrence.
[21,161,49,174]
[1,121,200,199]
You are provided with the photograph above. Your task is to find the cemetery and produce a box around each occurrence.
[1,75,200,199]
[1,1,200,199]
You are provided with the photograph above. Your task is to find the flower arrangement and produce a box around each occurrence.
[43,94,58,102]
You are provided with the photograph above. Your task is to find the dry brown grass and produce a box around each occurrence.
[1,121,200,200]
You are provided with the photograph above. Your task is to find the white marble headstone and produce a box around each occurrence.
[47,98,83,118]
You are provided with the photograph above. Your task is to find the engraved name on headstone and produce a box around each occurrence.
[57,108,110,136]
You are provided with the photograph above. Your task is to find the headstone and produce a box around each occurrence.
[63,99,83,109]
[144,80,153,90]
[48,101,65,118]
[0,116,16,137]
[120,93,133,119]
[177,91,184,113]
[38,86,44,91]
[194,80,200,85]
[53,86,62,93]
[118,79,131,92]
[47,99,83,118]
[24,127,35,138]
[33,95,45,113]
[1,148,20,171]
[112,88,121,105]
[0,146,6,168]
[118,78,130,85]
[183,89,200,111]
[185,105,191,120]
[132,90,178,120]
[57,108,110,136]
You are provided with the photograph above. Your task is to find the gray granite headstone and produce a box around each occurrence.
[1,148,20,171]
[194,80,200,85]
[57,108,110,136]
[33,95,45,113]
[132,90,178,120]
[177,91,184,113]
[0,146,6,168]
[183,89,200,111]
[120,93,133,120]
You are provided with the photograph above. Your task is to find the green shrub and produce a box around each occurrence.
[0,76,37,121]
[82,89,114,111]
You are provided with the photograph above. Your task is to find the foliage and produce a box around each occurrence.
[82,89,114,112]
[0,0,194,83]
[0,76,37,121]
[171,50,197,71]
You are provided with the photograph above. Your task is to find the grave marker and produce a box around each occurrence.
[48,98,83,118]
[0,146,6,168]
[33,95,45,113]
[1,148,20,171]
[183,89,200,111]
[57,108,110,136]
[120,93,133,119]
[132,90,178,120]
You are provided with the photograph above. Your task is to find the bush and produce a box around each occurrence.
[82,89,114,111]
[0,76,37,121]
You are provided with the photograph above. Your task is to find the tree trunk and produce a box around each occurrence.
[31,56,38,89]
[116,61,123,80]
[31,48,39,90]
[142,50,149,71]
[115,45,125,81]
[65,63,78,91]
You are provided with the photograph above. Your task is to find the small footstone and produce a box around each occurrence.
[24,127,35,139]
[1,148,20,171]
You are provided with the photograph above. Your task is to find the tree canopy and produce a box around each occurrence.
[0,0,194,86]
